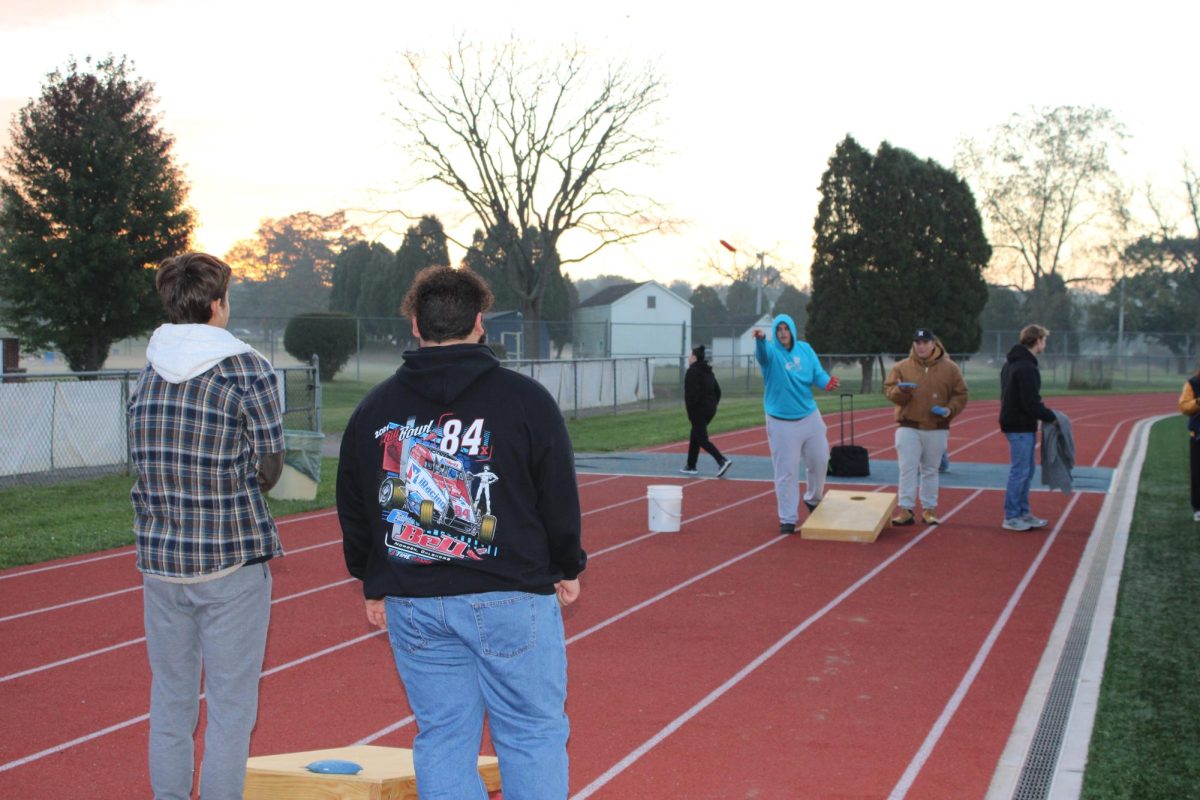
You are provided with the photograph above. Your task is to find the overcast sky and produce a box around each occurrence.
[1,0,1196,288]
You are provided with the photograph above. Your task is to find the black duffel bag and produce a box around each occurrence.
[828,393,870,477]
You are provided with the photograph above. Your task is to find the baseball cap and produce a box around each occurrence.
[913,328,936,341]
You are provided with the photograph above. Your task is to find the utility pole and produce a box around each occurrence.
[754,252,766,315]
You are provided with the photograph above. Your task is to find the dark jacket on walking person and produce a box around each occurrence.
[682,345,730,475]
[999,344,1057,432]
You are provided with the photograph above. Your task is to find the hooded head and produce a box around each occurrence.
[771,314,799,351]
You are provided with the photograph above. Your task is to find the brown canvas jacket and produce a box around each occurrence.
[883,339,969,430]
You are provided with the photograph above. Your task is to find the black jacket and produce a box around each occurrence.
[999,345,1056,433]
[337,343,585,599]
[684,360,721,423]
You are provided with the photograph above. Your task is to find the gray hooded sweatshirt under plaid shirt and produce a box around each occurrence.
[128,324,284,578]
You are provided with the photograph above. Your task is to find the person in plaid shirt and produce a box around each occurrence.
[128,252,284,800]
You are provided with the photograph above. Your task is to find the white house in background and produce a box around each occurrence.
[710,313,772,366]
[574,281,692,358]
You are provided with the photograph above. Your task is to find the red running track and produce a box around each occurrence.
[0,393,1174,799]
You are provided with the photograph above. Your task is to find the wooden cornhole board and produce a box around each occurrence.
[243,745,500,800]
[800,489,898,543]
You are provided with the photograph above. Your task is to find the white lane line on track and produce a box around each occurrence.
[0,630,385,774]
[0,508,339,583]
[568,489,984,800]
[0,577,359,683]
[0,479,796,767]
[0,585,141,623]
[352,487,781,746]
[0,479,735,680]
[887,492,1083,800]
[1,480,707,623]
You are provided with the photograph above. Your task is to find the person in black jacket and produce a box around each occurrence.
[999,324,1057,532]
[337,266,585,800]
[682,345,731,476]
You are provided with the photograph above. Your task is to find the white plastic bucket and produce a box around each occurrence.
[647,484,683,532]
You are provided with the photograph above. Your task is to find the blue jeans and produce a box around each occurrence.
[386,592,569,800]
[1004,432,1037,520]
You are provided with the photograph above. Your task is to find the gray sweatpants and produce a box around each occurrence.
[766,412,829,525]
[143,562,272,800]
[894,427,949,510]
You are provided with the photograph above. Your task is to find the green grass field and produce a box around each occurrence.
[1080,415,1200,798]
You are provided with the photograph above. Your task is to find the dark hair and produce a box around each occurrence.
[1019,323,1049,348]
[401,266,494,343]
[156,252,231,324]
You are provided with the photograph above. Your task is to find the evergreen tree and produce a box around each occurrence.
[461,224,573,357]
[0,56,193,371]
[330,240,393,313]
[689,285,727,339]
[809,136,990,390]
[771,283,810,328]
[725,280,759,317]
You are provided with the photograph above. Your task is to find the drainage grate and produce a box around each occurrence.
[1011,515,1118,799]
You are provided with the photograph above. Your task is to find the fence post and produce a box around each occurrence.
[311,355,322,433]
[645,357,651,410]
[613,358,618,413]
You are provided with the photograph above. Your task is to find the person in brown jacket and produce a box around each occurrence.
[883,328,969,525]
[1178,366,1200,522]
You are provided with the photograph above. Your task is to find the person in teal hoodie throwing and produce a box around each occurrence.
[754,314,840,533]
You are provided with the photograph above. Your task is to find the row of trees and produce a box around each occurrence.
[2,47,1197,378]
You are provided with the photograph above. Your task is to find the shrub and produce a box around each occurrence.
[283,312,357,381]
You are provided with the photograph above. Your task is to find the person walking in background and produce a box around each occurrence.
[884,328,969,526]
[1178,365,1200,522]
[128,252,284,800]
[682,345,731,477]
[754,314,840,534]
[337,266,585,800]
[999,324,1057,531]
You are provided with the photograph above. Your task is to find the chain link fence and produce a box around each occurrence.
[0,363,321,487]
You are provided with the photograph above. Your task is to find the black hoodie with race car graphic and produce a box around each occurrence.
[337,343,585,599]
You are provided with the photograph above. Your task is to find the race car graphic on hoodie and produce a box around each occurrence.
[374,414,499,565]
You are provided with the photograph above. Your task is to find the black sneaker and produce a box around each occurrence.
[716,460,732,478]
[680,467,698,475]
[804,501,817,512]
[779,522,796,534]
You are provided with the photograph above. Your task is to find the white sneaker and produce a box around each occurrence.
[680,467,698,475]
[1002,517,1032,531]
[716,460,732,478]
[1193,511,1200,522]
[1021,514,1048,529]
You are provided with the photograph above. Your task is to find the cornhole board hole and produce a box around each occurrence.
[244,745,501,800]
[800,490,898,543]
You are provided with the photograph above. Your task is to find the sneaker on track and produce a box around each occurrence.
[680,467,698,475]
[922,509,940,525]
[717,460,732,478]
[1021,514,1048,528]
[892,508,915,526]
[1002,517,1033,531]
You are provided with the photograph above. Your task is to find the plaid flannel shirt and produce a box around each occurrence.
[129,351,285,577]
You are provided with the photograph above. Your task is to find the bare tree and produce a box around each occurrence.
[393,40,669,332]
[955,106,1128,328]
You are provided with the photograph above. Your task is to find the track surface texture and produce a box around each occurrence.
[0,394,1170,799]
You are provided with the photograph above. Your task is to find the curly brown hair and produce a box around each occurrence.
[401,266,494,343]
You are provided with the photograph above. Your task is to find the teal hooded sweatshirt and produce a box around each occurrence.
[754,313,831,420]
